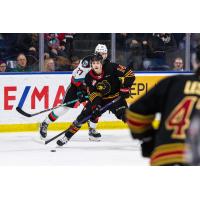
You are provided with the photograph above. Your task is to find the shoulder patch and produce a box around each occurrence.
[82,60,89,67]
[117,65,126,73]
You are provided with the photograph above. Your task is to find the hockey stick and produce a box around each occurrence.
[44,96,121,145]
[16,98,85,118]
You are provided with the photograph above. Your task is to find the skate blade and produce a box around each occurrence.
[40,135,47,142]
[89,137,101,142]
[55,143,68,148]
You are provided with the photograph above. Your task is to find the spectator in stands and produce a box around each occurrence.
[13,34,38,54]
[0,60,7,72]
[47,35,69,58]
[57,41,68,57]
[44,52,50,60]
[57,33,75,57]
[27,47,39,71]
[46,34,60,58]
[71,56,80,69]
[11,53,32,72]
[173,33,185,49]
[126,33,147,70]
[143,33,177,70]
[172,57,184,71]
[45,33,75,59]
[17,53,27,68]
[55,56,71,71]
[44,58,55,72]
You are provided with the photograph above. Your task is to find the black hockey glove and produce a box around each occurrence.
[77,90,88,103]
[140,135,155,158]
[119,88,131,99]
[92,105,102,119]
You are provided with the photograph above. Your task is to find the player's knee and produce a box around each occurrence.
[72,120,82,130]
[90,117,99,123]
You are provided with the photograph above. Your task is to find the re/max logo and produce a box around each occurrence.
[4,85,66,110]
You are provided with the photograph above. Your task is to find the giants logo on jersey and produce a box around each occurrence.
[96,80,111,95]
[82,60,89,68]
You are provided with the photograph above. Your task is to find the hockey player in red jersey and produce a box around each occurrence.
[126,48,200,166]
[56,54,135,146]
[39,44,109,141]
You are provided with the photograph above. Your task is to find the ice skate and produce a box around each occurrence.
[89,128,101,141]
[39,121,48,140]
[57,136,69,146]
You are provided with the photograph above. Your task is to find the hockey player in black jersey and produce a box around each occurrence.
[126,48,200,166]
[39,44,109,142]
[187,110,200,165]
[56,54,135,146]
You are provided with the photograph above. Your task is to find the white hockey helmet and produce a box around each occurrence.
[95,44,108,54]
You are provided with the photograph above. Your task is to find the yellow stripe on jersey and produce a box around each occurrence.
[124,70,134,77]
[126,109,155,134]
[103,93,119,100]
[150,143,187,166]
[89,92,102,102]
[126,109,155,121]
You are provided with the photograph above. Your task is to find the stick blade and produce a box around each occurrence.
[16,107,32,117]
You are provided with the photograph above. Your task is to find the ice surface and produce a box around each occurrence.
[0,129,148,166]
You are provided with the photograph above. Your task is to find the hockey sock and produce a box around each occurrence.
[88,120,97,129]
[65,121,81,140]
[44,106,70,124]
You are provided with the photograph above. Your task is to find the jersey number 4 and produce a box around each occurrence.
[165,96,198,139]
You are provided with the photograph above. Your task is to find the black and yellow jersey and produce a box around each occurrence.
[85,62,135,105]
[126,74,200,166]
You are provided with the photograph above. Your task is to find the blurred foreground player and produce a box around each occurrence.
[56,54,135,146]
[126,48,200,166]
[187,109,200,165]
[40,44,108,141]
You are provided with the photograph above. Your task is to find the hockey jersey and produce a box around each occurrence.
[126,74,200,166]
[85,62,135,105]
[71,55,93,87]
